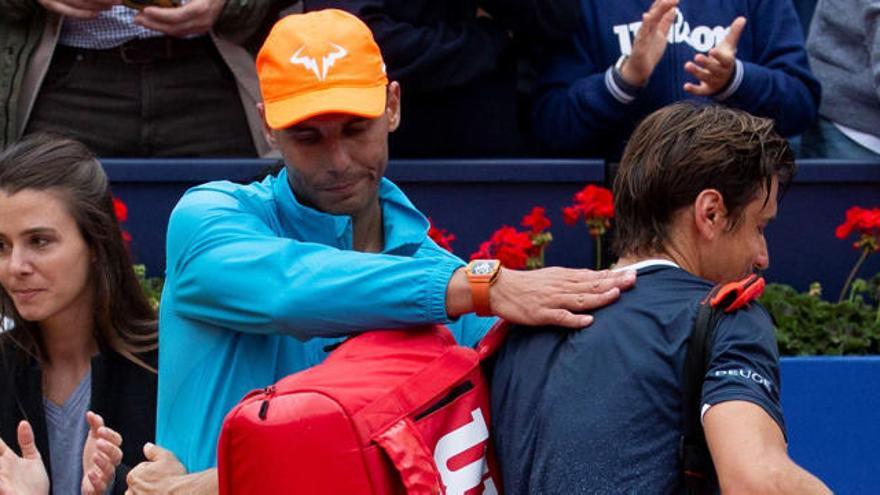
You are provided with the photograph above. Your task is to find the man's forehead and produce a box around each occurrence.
[290,113,372,129]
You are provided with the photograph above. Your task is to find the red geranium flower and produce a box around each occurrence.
[470,226,533,270]
[835,206,880,251]
[521,206,551,234]
[575,184,614,219]
[562,206,581,226]
[472,240,493,260]
[427,218,456,252]
[563,184,614,236]
[834,206,880,302]
[563,184,614,226]
[563,184,614,269]
[113,197,128,223]
[112,196,132,248]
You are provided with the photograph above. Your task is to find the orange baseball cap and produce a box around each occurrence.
[257,9,389,130]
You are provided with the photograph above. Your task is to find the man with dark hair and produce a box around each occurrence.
[492,103,831,494]
[124,9,635,493]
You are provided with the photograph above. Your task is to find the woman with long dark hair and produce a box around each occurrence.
[0,134,158,494]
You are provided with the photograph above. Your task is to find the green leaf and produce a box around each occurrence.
[761,279,880,356]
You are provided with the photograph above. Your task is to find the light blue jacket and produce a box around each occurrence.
[156,169,495,471]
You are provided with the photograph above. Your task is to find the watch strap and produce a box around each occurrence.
[472,279,493,316]
[466,260,500,317]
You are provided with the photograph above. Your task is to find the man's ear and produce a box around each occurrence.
[694,189,728,240]
[256,103,279,150]
[386,81,402,132]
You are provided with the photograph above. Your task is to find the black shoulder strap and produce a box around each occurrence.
[681,287,722,495]
[680,274,766,495]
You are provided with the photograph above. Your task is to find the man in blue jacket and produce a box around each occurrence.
[492,103,831,493]
[125,9,636,493]
[534,0,821,158]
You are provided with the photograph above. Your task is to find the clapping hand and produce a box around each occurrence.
[683,17,747,96]
[619,0,680,87]
[82,411,124,495]
[0,421,49,495]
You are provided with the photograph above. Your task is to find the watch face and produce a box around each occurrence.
[470,260,497,276]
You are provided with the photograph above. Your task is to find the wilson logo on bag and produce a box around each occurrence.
[218,323,507,494]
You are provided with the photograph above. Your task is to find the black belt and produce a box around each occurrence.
[57,36,212,64]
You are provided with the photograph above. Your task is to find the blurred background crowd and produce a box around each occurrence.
[2,0,877,161]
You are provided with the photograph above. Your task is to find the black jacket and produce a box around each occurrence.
[0,343,157,494]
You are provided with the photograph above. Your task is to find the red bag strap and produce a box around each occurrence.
[374,418,443,495]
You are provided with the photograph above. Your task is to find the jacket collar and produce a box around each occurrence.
[272,168,429,255]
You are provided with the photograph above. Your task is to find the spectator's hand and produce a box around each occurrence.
[134,0,226,37]
[620,0,679,87]
[0,421,49,495]
[82,411,124,495]
[490,267,637,328]
[37,0,120,19]
[125,443,186,495]
[683,17,746,96]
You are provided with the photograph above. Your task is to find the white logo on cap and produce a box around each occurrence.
[290,43,348,81]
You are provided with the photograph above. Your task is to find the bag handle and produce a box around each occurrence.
[374,418,443,495]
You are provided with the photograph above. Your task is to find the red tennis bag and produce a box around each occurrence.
[217,323,508,494]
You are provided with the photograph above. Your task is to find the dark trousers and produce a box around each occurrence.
[25,36,256,158]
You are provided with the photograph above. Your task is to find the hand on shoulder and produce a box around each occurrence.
[448,265,637,328]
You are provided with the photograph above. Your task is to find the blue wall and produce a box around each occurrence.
[105,158,880,297]
[780,357,880,493]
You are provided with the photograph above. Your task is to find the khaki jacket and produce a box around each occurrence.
[0,2,42,149]
[0,0,275,156]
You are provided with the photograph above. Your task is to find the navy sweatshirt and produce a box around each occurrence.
[534,0,821,158]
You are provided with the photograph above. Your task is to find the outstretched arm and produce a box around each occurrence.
[704,401,831,494]
[446,266,636,328]
[168,185,636,339]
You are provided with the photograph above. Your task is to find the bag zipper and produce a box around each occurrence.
[258,385,275,420]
